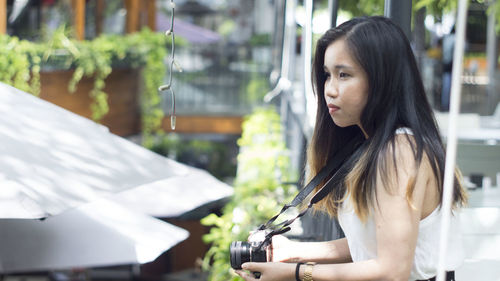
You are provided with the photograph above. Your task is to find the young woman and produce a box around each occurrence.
[236,16,467,281]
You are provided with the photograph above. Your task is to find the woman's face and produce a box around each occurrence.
[323,38,369,136]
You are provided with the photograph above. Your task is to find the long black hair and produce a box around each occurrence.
[308,16,466,218]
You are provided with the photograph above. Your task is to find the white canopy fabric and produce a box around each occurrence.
[111,165,234,218]
[0,198,189,273]
[0,82,188,219]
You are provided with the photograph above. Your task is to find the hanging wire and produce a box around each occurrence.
[158,0,182,130]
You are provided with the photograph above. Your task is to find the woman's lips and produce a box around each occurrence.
[327,104,340,114]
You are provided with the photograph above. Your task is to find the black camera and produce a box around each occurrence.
[230,229,272,270]
[229,240,268,270]
[228,140,361,277]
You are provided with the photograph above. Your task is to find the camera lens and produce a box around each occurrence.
[230,241,251,269]
[230,241,267,269]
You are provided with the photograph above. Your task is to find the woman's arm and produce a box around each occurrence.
[270,235,352,264]
[239,136,433,281]
[311,136,431,281]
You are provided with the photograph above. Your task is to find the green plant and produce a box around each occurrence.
[149,134,237,181]
[218,19,236,37]
[243,73,270,104]
[0,27,186,140]
[201,107,298,281]
[249,33,271,47]
[0,35,42,95]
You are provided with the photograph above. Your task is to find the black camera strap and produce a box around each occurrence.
[255,139,363,249]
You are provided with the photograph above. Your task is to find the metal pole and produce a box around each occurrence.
[436,0,468,280]
[486,0,497,109]
[328,0,339,28]
[270,0,286,85]
[302,0,313,139]
[384,0,412,40]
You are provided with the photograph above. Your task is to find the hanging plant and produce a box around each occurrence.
[0,27,186,139]
[0,35,42,96]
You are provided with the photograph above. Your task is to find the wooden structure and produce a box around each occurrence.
[0,0,5,34]
[162,116,243,135]
[39,68,141,136]
[1,0,243,136]
[75,0,156,39]
[0,0,157,39]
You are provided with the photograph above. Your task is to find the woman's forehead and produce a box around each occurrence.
[324,40,358,69]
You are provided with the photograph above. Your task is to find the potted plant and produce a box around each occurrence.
[0,27,185,141]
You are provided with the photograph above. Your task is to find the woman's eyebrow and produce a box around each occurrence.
[334,64,354,70]
[323,64,354,71]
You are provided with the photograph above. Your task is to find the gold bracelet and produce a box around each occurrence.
[303,262,316,281]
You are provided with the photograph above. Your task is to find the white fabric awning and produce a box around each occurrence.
[0,82,187,219]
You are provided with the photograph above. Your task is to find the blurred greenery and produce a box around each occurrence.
[218,19,236,37]
[338,0,385,16]
[249,33,271,47]
[149,135,237,181]
[335,0,500,35]
[200,107,298,281]
[0,34,41,96]
[243,73,271,105]
[318,0,458,20]
[0,27,186,142]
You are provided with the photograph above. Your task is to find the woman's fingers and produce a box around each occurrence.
[235,264,262,281]
[234,269,254,280]
[242,262,259,271]
[240,262,295,281]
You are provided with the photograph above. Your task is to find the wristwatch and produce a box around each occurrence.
[303,262,316,281]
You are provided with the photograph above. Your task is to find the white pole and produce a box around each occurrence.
[303,0,313,99]
[263,0,294,103]
[436,0,468,280]
[486,0,497,99]
[303,0,314,138]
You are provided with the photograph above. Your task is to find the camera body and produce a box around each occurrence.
[229,240,268,269]
[230,229,272,270]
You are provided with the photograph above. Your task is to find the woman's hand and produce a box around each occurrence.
[235,262,295,281]
[269,235,301,262]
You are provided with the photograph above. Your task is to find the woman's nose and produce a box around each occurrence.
[325,79,338,99]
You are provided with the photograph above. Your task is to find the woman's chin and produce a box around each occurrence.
[331,119,348,128]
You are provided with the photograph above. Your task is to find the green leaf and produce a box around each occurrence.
[201,107,298,280]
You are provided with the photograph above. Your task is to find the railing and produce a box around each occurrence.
[163,47,271,117]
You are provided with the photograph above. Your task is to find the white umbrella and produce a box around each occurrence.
[0,82,187,219]
[0,198,189,273]
[111,165,234,218]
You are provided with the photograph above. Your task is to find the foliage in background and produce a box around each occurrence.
[0,35,41,95]
[218,19,237,37]
[338,0,385,16]
[314,0,457,20]
[149,134,237,181]
[249,33,271,46]
[336,0,499,32]
[487,0,500,34]
[200,107,298,281]
[414,0,500,37]
[414,0,457,16]
[243,73,271,105]
[0,27,186,141]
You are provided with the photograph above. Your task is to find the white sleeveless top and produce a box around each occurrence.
[337,128,464,280]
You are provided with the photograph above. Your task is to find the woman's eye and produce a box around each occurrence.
[324,72,331,79]
[339,72,350,78]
